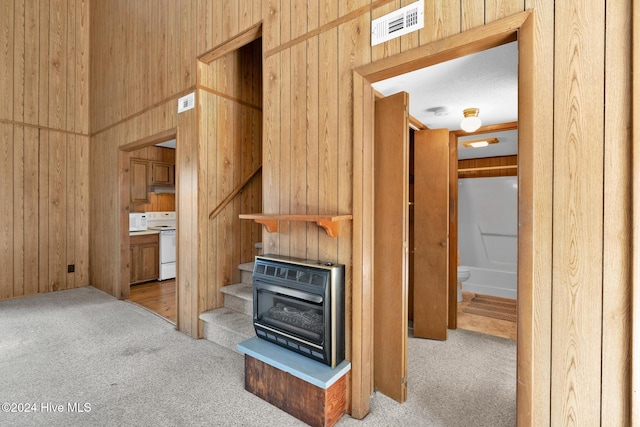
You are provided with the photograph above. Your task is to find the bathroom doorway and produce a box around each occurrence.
[352,11,538,422]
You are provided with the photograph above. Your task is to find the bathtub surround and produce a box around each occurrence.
[458,176,518,299]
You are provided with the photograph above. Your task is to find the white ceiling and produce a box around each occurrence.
[156,139,176,149]
[372,41,519,159]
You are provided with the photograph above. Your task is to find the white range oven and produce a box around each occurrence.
[146,212,176,281]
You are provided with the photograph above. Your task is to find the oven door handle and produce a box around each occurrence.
[259,283,323,304]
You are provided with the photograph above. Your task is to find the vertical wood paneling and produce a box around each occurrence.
[49,131,66,291]
[216,82,235,288]
[167,0,180,96]
[264,0,280,52]
[485,0,525,23]
[204,90,218,311]
[180,0,196,93]
[552,1,605,425]
[290,42,307,256]
[263,53,281,255]
[38,130,49,293]
[13,0,24,123]
[280,0,291,44]
[320,0,339,26]
[13,126,24,296]
[1,0,15,120]
[176,108,198,337]
[278,48,292,255]
[66,0,76,132]
[23,127,39,296]
[461,0,485,31]
[0,124,14,299]
[305,35,320,259]
[74,135,89,286]
[65,134,76,289]
[223,0,239,43]
[601,0,632,423]
[38,0,49,127]
[290,0,307,40]
[318,26,339,261]
[307,0,319,34]
[419,0,461,45]
[49,0,67,129]
[0,116,86,302]
[75,0,89,134]
[24,0,39,125]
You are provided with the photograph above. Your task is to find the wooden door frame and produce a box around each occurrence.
[633,1,640,422]
[118,129,178,311]
[352,11,546,424]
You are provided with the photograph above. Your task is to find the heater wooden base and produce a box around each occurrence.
[244,355,347,427]
[238,338,351,427]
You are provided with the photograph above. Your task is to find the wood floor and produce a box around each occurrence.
[128,281,515,341]
[456,291,517,340]
[128,279,177,324]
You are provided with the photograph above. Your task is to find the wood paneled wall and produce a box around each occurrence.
[0,0,89,301]
[86,0,632,424]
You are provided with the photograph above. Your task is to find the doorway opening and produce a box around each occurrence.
[119,129,178,325]
[352,11,536,424]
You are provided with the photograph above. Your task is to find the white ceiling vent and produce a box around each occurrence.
[177,92,195,113]
[371,0,424,46]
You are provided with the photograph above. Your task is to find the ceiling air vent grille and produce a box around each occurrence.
[371,0,424,46]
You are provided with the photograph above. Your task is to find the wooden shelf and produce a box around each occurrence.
[239,214,353,238]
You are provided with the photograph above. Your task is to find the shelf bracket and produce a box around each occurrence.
[316,220,339,238]
[253,218,278,233]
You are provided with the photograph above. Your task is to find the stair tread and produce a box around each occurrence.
[199,307,254,336]
[238,262,255,273]
[220,282,253,300]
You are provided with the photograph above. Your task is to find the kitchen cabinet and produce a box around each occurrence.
[151,161,174,185]
[130,159,150,203]
[130,233,159,284]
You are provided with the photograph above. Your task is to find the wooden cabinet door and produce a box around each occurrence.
[139,241,160,282]
[130,245,138,283]
[373,92,409,403]
[151,162,174,185]
[130,159,150,203]
[130,234,159,284]
[413,128,450,340]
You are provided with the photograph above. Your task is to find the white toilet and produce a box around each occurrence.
[457,267,471,302]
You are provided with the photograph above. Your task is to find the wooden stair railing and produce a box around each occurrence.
[208,164,262,220]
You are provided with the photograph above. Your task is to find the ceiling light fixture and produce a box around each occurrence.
[460,108,482,132]
[461,137,499,148]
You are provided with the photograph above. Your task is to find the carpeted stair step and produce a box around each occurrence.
[199,307,254,355]
[238,261,255,285]
[220,282,253,316]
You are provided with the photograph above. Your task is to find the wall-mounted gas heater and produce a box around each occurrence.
[371,0,424,46]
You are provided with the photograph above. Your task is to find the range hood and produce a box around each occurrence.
[149,184,175,194]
